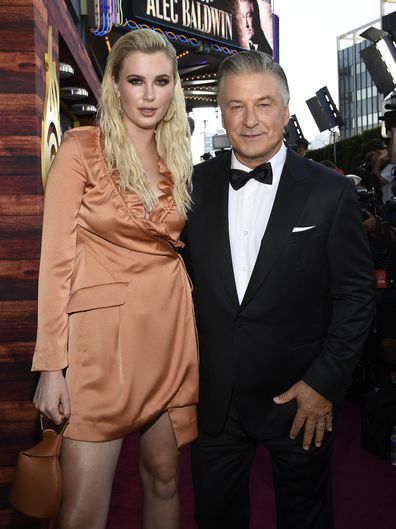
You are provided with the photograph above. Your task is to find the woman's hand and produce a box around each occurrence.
[33,370,71,424]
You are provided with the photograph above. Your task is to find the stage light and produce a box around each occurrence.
[360,26,396,97]
[305,86,343,133]
[285,114,305,145]
[360,27,388,43]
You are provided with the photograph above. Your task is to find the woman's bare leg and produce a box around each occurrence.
[139,413,181,529]
[57,437,123,529]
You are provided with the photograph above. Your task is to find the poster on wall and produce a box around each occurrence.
[123,0,274,55]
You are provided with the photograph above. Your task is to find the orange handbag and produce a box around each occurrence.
[9,416,68,518]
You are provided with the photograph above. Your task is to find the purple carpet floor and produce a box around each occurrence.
[106,400,396,529]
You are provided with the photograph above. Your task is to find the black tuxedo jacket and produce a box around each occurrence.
[183,148,375,437]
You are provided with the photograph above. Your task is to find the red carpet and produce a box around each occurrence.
[107,400,396,529]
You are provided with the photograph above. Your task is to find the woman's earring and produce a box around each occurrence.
[163,99,176,122]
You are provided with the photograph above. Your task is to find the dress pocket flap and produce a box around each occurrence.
[66,282,129,314]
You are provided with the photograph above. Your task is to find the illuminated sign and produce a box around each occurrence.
[122,0,274,54]
[139,1,232,41]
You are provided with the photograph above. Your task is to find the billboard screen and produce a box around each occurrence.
[122,0,273,54]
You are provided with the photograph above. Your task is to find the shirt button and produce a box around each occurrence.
[243,230,249,236]
[241,265,247,272]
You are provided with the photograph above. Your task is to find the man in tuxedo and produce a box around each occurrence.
[183,51,375,529]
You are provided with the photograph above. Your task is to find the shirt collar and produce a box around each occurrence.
[230,142,287,185]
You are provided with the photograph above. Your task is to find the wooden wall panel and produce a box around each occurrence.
[0,155,42,198]
[0,137,41,157]
[0,177,42,195]
[0,259,40,279]
[0,155,41,173]
[0,2,100,527]
[0,52,39,93]
[0,95,43,136]
[0,239,41,260]
[0,27,35,52]
[0,257,39,302]
[0,342,37,362]
[0,301,38,344]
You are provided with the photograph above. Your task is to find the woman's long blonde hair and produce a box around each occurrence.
[99,29,192,217]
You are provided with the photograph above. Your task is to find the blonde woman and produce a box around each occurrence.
[32,29,198,529]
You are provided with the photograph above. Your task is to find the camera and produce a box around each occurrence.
[380,93,396,133]
[356,188,376,202]
[356,187,377,221]
[384,196,396,225]
[387,196,396,211]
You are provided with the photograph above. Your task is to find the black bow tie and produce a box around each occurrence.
[229,162,273,190]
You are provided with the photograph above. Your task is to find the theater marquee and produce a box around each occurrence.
[144,0,232,41]
[124,0,274,54]
[129,0,233,44]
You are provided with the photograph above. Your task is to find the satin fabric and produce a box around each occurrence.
[32,126,198,446]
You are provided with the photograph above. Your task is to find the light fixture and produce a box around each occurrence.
[59,63,74,79]
[360,26,396,97]
[184,89,217,96]
[60,87,89,100]
[360,27,388,43]
[72,104,97,116]
[315,86,344,129]
[285,115,305,144]
[306,96,329,132]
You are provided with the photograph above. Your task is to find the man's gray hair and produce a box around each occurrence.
[217,51,290,106]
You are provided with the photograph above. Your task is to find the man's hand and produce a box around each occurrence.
[273,380,333,450]
[371,150,390,186]
[363,212,377,234]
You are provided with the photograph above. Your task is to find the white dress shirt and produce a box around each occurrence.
[228,143,287,303]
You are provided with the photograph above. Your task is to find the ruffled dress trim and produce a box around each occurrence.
[96,129,183,249]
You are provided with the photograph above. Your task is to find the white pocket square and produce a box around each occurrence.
[292,226,316,232]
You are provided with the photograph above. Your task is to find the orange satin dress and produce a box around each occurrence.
[32,127,198,446]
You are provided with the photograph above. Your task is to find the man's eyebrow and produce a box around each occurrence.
[226,95,275,104]
[257,95,275,102]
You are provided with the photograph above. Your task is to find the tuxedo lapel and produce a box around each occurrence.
[205,152,240,309]
[240,150,314,310]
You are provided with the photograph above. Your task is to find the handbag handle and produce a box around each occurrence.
[39,413,69,435]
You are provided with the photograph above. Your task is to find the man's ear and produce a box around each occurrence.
[283,104,290,128]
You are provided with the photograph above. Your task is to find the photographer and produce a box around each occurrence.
[361,118,396,207]
[355,185,380,235]
[293,137,309,157]
[344,110,396,458]
[352,132,396,310]
[353,163,395,291]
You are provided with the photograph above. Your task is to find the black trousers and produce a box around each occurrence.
[191,397,334,529]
